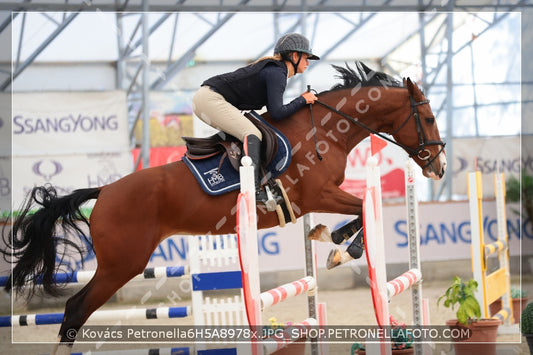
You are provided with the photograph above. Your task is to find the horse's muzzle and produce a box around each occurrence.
[424,154,447,180]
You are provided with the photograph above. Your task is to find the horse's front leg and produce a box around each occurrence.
[305,186,366,269]
[306,185,363,243]
[307,217,361,244]
[309,218,365,269]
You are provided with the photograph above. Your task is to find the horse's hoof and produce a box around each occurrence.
[326,248,342,269]
[307,224,331,242]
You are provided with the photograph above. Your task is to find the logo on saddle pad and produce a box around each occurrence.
[204,168,225,187]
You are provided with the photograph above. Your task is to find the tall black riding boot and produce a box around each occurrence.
[245,135,277,211]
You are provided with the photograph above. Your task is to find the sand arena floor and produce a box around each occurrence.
[1,276,531,355]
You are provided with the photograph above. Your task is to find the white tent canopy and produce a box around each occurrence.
[0,6,526,200]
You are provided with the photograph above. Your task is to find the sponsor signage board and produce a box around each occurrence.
[13,91,129,156]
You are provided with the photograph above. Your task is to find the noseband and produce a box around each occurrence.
[313,94,446,170]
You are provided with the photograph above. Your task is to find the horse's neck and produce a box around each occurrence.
[320,87,409,152]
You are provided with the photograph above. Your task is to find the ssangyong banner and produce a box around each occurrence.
[142,201,530,272]
[12,152,133,209]
[13,91,129,156]
[447,136,522,198]
[4,199,528,275]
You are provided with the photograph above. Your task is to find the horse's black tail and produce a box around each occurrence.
[1,185,100,299]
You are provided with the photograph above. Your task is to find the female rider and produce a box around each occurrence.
[192,32,319,210]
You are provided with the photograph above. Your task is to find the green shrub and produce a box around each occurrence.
[506,170,533,224]
[521,302,533,334]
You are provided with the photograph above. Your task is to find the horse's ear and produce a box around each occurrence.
[406,78,414,94]
[406,78,423,100]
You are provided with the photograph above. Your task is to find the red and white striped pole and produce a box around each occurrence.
[260,276,317,309]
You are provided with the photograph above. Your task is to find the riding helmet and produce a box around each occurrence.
[274,33,320,60]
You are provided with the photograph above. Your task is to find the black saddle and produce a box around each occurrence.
[182,112,279,172]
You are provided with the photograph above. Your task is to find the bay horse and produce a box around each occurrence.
[3,62,446,354]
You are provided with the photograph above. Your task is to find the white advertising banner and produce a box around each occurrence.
[12,152,133,209]
[13,91,129,156]
[0,93,11,215]
[446,136,522,197]
[0,93,10,155]
[0,156,9,215]
[5,199,528,276]
[141,200,530,272]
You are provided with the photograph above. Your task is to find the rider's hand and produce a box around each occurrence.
[301,91,317,104]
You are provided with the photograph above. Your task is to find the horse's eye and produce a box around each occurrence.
[425,117,435,124]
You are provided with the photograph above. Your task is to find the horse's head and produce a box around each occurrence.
[314,62,446,180]
[391,78,447,180]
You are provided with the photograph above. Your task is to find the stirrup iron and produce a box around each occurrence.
[263,185,278,212]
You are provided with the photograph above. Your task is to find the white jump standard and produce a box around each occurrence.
[237,156,326,355]
[363,156,428,355]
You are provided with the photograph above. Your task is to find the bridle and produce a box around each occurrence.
[310,92,446,170]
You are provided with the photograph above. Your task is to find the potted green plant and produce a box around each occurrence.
[438,276,500,355]
[521,302,533,354]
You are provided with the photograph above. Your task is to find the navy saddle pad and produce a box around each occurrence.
[182,112,292,195]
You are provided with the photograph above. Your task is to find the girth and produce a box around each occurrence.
[182,112,279,172]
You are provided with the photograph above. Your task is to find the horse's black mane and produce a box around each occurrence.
[325,61,402,93]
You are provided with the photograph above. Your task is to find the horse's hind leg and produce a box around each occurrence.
[52,268,140,355]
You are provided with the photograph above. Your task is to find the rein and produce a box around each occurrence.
[307,85,323,161]
[308,91,446,169]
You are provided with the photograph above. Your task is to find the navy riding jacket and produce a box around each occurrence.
[202,59,306,121]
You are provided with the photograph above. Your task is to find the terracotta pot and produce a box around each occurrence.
[489,297,529,324]
[446,318,500,355]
